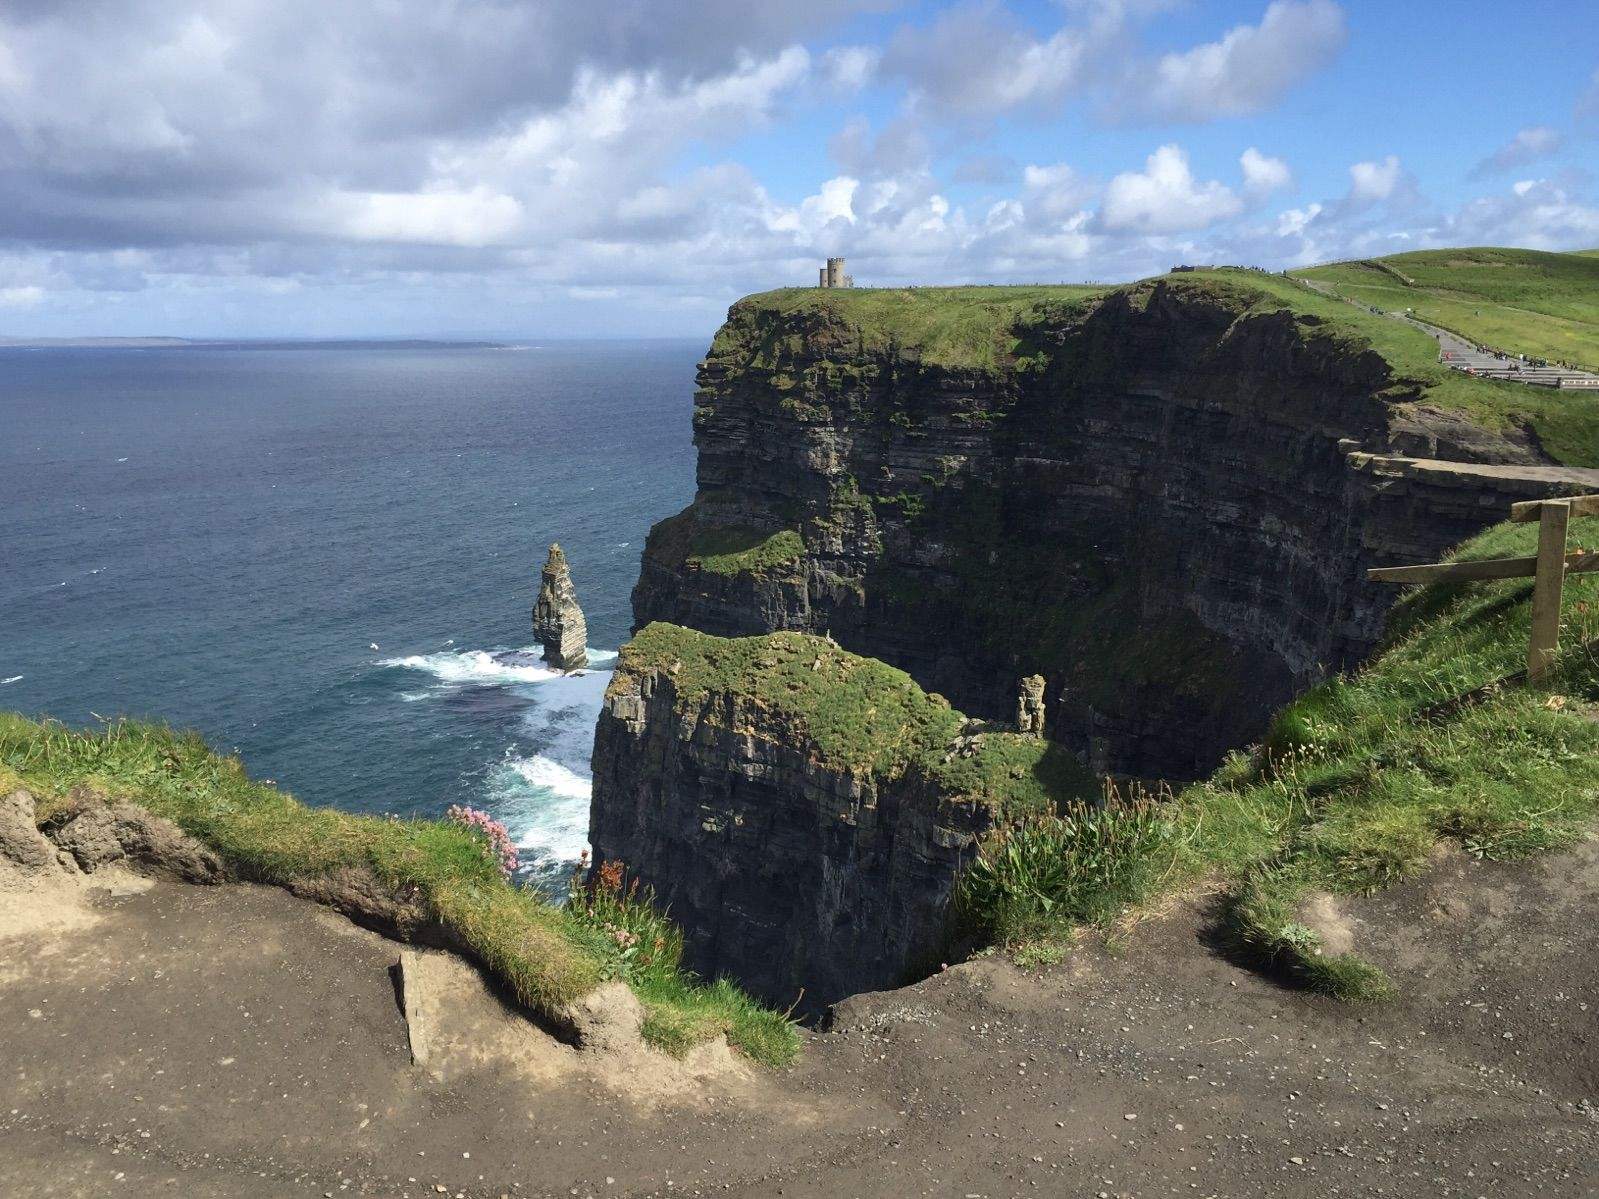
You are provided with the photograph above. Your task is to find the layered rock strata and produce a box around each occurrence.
[633,278,1599,778]
[534,543,588,672]
[590,623,1095,1013]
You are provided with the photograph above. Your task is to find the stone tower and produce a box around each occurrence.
[533,543,588,672]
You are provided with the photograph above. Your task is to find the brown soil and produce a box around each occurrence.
[3,836,1596,1198]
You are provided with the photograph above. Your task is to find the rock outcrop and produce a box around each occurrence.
[534,543,588,672]
[590,623,1096,1014]
[632,278,1599,779]
[1016,675,1046,737]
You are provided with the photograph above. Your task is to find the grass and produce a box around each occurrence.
[958,514,1599,997]
[725,284,1109,372]
[0,714,798,1066]
[685,526,805,577]
[1295,247,1599,372]
[619,622,1100,811]
[723,262,1599,465]
[1165,269,1599,465]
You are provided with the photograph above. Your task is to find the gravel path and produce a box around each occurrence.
[3,842,1596,1197]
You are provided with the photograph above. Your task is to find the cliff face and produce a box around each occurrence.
[589,624,1096,1014]
[633,278,1597,779]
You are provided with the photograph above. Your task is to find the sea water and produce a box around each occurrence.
[0,341,698,884]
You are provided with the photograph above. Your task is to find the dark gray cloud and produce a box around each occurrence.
[0,0,888,249]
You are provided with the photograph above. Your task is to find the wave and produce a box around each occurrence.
[381,645,616,686]
[383,642,615,876]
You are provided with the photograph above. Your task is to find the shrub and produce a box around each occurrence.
[957,782,1171,946]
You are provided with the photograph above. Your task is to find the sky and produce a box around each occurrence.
[0,0,1596,339]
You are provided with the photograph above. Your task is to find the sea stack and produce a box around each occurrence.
[533,543,588,671]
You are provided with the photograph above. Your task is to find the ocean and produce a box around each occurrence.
[0,341,699,886]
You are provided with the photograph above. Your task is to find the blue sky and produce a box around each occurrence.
[0,0,1595,338]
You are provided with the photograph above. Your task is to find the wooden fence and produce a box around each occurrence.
[1368,494,1599,681]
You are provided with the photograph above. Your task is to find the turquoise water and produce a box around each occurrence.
[0,341,698,882]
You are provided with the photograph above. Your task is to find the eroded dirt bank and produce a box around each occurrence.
[3,837,1595,1197]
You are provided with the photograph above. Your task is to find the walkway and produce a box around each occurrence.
[1300,277,1599,390]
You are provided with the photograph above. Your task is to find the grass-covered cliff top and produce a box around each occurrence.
[726,256,1599,464]
[0,715,797,1065]
[728,284,1108,372]
[1295,247,1599,371]
[619,621,1099,812]
[967,513,1599,994]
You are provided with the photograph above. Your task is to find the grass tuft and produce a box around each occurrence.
[686,526,806,577]
[951,513,1599,995]
[0,713,798,1066]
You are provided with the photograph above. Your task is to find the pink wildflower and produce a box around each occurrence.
[446,804,519,881]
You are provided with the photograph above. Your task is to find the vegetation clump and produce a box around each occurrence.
[0,714,798,1066]
[620,622,1099,809]
[685,526,805,577]
[958,514,1599,998]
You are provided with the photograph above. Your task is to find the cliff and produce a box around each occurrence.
[633,273,1599,779]
[590,622,1097,1012]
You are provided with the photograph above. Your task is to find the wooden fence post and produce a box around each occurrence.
[1528,500,1571,680]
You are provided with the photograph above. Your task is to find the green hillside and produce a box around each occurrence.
[963,512,1599,996]
[1294,248,1599,372]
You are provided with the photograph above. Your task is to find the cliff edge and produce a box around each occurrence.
[632,272,1599,779]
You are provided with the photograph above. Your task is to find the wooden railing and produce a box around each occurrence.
[1368,494,1599,680]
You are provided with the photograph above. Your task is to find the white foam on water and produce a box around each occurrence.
[384,643,615,875]
[0,675,21,685]
[380,647,562,686]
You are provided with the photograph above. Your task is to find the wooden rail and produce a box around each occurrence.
[1368,495,1597,681]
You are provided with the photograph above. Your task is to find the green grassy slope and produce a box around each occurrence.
[962,514,1599,996]
[1294,247,1599,372]
[0,716,798,1065]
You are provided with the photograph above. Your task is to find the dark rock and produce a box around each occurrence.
[534,543,588,672]
[590,660,993,1016]
[633,279,1599,780]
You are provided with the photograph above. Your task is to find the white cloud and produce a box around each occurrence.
[328,187,523,247]
[0,285,44,308]
[822,45,880,91]
[1472,126,1562,177]
[880,0,1106,119]
[1348,155,1404,204]
[1022,163,1097,222]
[1275,203,1321,236]
[1098,145,1242,234]
[1240,147,1292,197]
[1136,0,1345,121]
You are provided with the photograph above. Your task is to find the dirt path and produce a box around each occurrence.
[3,842,1596,1197]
